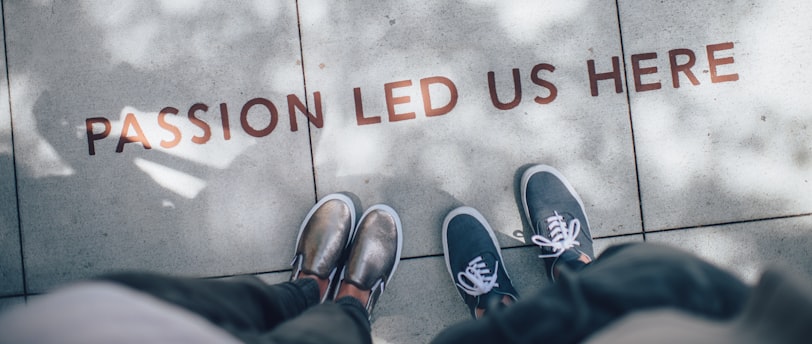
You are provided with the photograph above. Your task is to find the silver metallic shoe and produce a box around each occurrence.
[290,193,356,302]
[335,204,403,318]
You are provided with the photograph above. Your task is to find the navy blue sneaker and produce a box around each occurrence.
[521,165,594,282]
[443,207,518,319]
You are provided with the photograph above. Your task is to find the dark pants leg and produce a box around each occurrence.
[98,273,370,344]
[258,296,371,344]
[432,243,751,344]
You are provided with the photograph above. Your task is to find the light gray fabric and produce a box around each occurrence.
[583,309,742,344]
[0,282,240,344]
[585,268,812,344]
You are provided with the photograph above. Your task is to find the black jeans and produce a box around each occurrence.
[432,243,751,344]
[98,273,371,344]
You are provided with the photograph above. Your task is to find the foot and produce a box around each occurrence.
[521,165,594,282]
[443,206,519,319]
[335,205,403,318]
[290,193,356,302]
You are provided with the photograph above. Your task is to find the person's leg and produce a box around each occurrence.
[98,273,321,338]
[254,297,371,344]
[432,242,750,344]
[101,193,361,342]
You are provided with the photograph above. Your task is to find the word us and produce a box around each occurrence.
[86,42,738,156]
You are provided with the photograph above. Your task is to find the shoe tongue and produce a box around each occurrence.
[464,252,498,275]
[558,248,581,261]
[477,252,498,265]
[552,211,575,222]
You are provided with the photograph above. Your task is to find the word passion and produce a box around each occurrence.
[85,42,738,155]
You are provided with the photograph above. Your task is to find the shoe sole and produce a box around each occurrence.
[442,206,512,284]
[520,164,589,236]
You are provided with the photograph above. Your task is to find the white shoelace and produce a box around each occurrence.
[531,211,581,258]
[456,256,500,296]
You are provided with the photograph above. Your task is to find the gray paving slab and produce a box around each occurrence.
[5,1,314,293]
[299,0,642,260]
[619,0,812,230]
[0,296,25,316]
[593,233,644,258]
[647,215,812,284]
[0,18,23,296]
[254,271,290,286]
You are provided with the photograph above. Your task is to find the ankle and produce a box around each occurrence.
[300,272,330,300]
[475,295,514,318]
[336,282,370,306]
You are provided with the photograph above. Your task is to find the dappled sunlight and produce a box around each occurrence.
[82,0,289,71]
[24,140,75,178]
[155,0,204,15]
[418,145,471,197]
[6,74,74,178]
[633,96,703,192]
[3,0,314,290]
[321,128,391,178]
[134,157,206,199]
[618,0,812,230]
[739,0,812,110]
[491,1,588,44]
[0,85,10,156]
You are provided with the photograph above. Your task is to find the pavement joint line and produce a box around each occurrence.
[0,293,27,300]
[1,0,28,297]
[613,0,647,241]
[18,212,805,290]
[294,0,319,203]
[645,212,812,234]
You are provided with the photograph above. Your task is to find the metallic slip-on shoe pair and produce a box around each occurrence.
[290,193,403,317]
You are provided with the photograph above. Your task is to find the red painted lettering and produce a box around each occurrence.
[488,69,522,110]
[287,92,324,131]
[631,52,662,92]
[240,98,278,137]
[157,107,182,148]
[531,63,557,104]
[587,57,623,97]
[85,117,111,156]
[116,113,152,153]
[354,87,381,126]
[420,76,458,117]
[385,80,415,122]
[188,103,211,144]
[219,103,231,140]
[707,42,739,83]
[669,49,700,88]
